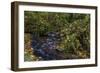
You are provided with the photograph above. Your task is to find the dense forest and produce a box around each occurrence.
[24,11,90,61]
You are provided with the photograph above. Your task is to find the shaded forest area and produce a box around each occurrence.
[24,11,90,61]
